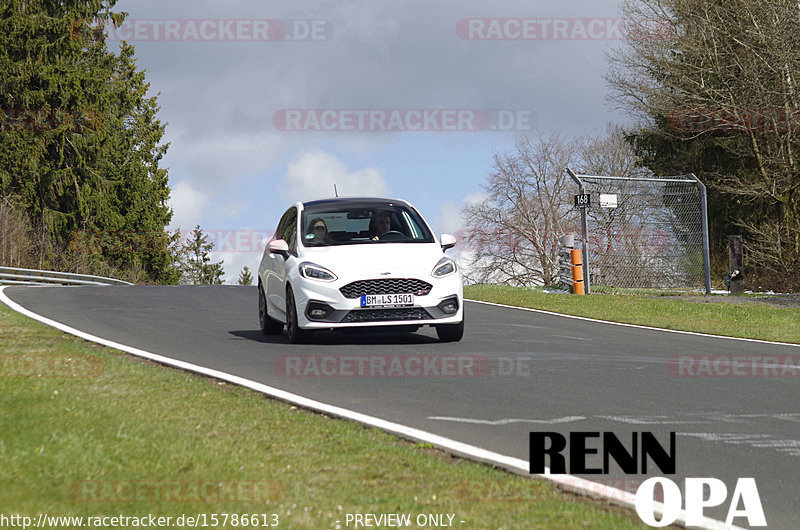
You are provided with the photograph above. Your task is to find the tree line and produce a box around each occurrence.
[607,0,799,290]
[0,1,236,284]
[2,1,797,290]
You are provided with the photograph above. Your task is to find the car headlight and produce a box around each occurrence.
[299,262,338,282]
[431,257,457,278]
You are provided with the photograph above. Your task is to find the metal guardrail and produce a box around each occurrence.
[0,266,133,286]
[558,249,574,291]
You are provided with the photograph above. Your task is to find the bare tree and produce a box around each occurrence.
[461,128,652,287]
[1,197,153,284]
[461,133,582,286]
[579,125,654,254]
[0,200,35,268]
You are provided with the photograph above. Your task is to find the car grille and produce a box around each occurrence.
[342,307,432,323]
[339,278,432,298]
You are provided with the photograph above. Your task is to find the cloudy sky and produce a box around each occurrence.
[110,0,631,282]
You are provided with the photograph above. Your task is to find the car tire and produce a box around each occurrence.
[436,318,464,342]
[286,285,312,344]
[259,284,284,335]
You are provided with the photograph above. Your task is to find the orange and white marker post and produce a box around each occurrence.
[571,248,585,295]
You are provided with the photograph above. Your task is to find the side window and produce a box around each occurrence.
[283,208,298,255]
[275,208,292,241]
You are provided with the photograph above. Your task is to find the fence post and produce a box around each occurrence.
[688,173,712,295]
[566,168,591,294]
[728,235,744,295]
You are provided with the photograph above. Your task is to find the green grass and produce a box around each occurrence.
[0,302,651,529]
[465,284,800,344]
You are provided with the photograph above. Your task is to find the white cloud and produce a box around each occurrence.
[168,180,210,229]
[280,150,388,201]
[433,202,465,237]
[164,130,292,189]
[433,191,487,234]
[332,3,401,48]
[463,191,488,205]
[432,192,489,282]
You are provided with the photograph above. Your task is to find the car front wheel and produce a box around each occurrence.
[259,284,283,335]
[436,318,464,342]
[286,285,312,344]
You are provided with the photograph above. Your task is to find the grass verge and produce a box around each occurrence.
[464,284,800,344]
[0,302,650,529]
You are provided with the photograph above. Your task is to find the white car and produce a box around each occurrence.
[258,198,464,343]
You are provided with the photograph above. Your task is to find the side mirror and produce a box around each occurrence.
[440,233,457,251]
[267,239,289,257]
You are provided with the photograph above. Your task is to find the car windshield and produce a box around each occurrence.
[301,202,435,247]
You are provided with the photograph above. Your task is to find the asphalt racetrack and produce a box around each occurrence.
[4,285,799,529]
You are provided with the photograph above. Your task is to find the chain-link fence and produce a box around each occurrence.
[566,170,711,293]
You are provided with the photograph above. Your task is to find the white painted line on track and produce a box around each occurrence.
[597,415,712,425]
[466,298,800,348]
[427,416,586,425]
[0,286,742,530]
[551,334,593,341]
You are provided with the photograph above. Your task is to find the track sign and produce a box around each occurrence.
[600,193,618,208]
[574,193,590,209]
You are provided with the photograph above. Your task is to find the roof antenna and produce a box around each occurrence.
[334,184,339,197]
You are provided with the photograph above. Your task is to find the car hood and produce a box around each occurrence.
[300,243,447,276]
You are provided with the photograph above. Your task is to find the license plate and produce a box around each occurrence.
[360,293,414,307]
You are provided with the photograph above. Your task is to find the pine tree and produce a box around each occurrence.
[237,266,253,285]
[179,226,224,285]
[0,0,179,283]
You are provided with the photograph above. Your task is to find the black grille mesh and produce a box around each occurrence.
[340,278,432,298]
[342,307,432,323]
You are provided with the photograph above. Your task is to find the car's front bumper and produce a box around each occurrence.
[290,273,463,330]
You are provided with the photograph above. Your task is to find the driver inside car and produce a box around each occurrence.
[370,211,392,240]
[307,217,331,244]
